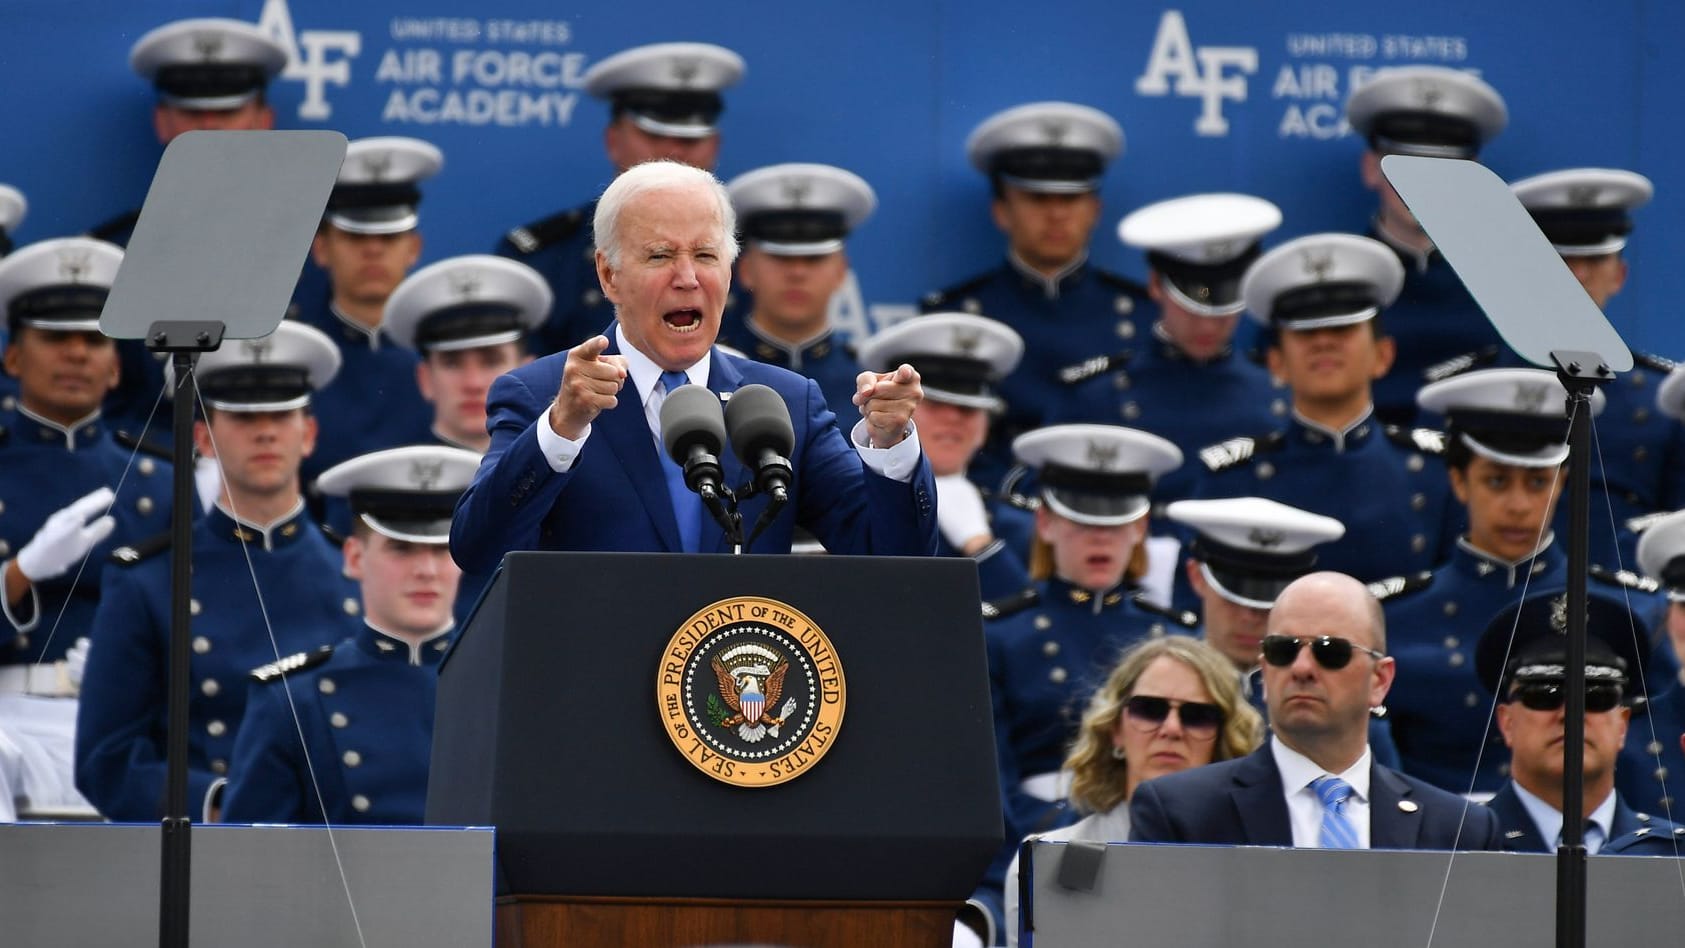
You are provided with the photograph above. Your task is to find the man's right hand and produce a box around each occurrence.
[549,335,628,440]
[16,487,117,583]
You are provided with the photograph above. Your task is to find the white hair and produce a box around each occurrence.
[593,160,739,270]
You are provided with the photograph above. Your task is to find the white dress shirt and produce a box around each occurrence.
[1272,735,1374,849]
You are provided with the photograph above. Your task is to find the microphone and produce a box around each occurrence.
[660,383,728,504]
[725,384,795,505]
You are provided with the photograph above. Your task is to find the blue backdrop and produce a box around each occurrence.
[5,0,1679,353]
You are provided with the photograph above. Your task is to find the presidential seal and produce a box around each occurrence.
[657,596,845,788]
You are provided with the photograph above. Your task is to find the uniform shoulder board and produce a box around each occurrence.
[982,588,1040,621]
[86,209,140,243]
[109,530,172,566]
[921,272,993,311]
[1198,432,1283,472]
[1626,510,1674,535]
[1384,425,1446,455]
[997,464,1040,511]
[1367,571,1435,602]
[1422,346,1500,383]
[113,429,173,462]
[249,645,336,684]
[503,207,587,255]
[1589,564,1661,594]
[1130,596,1200,629]
[1093,269,1148,297]
[1059,350,1131,385]
[1633,350,1677,374]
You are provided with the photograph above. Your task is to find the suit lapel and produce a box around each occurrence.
[1369,764,1424,849]
[1231,747,1293,846]
[701,352,748,553]
[597,329,682,552]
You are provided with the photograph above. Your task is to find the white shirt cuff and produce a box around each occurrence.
[534,407,590,474]
[2,565,41,634]
[850,420,921,483]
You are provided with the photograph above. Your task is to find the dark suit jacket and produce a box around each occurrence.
[1485,781,1685,855]
[451,328,938,571]
[1128,744,1503,850]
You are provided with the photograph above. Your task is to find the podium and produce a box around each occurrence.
[426,552,1002,947]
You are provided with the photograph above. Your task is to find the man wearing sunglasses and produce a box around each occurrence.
[1478,589,1685,854]
[1130,571,1501,850]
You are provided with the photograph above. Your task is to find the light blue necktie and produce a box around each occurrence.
[1310,775,1359,849]
[657,370,702,553]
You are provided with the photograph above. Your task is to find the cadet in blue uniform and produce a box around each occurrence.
[294,137,441,489]
[1192,233,1451,584]
[91,18,288,439]
[75,322,360,821]
[1620,511,1685,816]
[1377,368,1597,795]
[0,186,30,413]
[495,42,744,356]
[1055,192,1287,513]
[382,254,549,625]
[720,163,875,419]
[922,102,1149,491]
[1341,66,1510,427]
[856,312,1031,599]
[222,444,479,825]
[1478,590,1685,854]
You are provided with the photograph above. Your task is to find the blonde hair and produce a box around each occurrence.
[1064,636,1264,815]
[1028,510,1151,583]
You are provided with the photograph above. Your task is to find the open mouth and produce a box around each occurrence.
[663,308,704,333]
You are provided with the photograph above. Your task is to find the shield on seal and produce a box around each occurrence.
[740,687,764,723]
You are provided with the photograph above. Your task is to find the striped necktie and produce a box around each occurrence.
[1311,775,1359,849]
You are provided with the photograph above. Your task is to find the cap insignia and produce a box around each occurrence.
[240,337,274,363]
[1248,527,1286,549]
[449,269,482,301]
[1086,440,1121,470]
[1039,119,1070,146]
[670,57,701,87]
[1513,381,1552,414]
[1301,248,1335,281]
[781,178,812,207]
[951,326,983,356]
[56,248,92,284]
[359,151,393,181]
[1566,184,1600,207]
[192,31,226,61]
[409,458,444,490]
[1413,79,1444,109]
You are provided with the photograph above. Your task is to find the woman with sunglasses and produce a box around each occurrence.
[1002,636,1262,945]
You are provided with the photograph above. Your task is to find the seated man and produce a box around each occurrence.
[1478,589,1685,853]
[222,445,480,824]
[1130,571,1501,850]
[450,160,937,566]
[1620,511,1685,816]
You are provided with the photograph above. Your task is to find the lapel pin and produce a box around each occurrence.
[1505,830,1525,839]
[1397,800,1420,814]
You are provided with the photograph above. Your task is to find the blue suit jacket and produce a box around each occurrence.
[1129,744,1502,850]
[1484,781,1685,855]
[450,330,938,570]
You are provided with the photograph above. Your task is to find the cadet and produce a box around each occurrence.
[1620,510,1685,816]
[0,184,28,412]
[75,322,360,821]
[0,238,172,818]
[922,102,1147,490]
[294,136,442,487]
[93,17,289,439]
[1192,233,1451,584]
[1343,66,1509,426]
[1054,193,1287,510]
[496,42,744,356]
[1164,496,1401,768]
[221,445,479,825]
[1479,589,1685,853]
[720,163,876,419]
[855,312,1031,599]
[1512,168,1683,568]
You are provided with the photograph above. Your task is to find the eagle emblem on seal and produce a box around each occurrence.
[710,643,799,743]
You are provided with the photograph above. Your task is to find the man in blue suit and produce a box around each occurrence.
[1130,571,1502,850]
[451,160,937,568]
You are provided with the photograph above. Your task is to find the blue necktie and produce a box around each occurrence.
[1310,775,1359,849]
[658,370,702,553]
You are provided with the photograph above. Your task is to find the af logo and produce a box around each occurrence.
[257,0,362,121]
[1248,527,1286,549]
[657,596,846,788]
[56,248,93,283]
[1135,10,1258,137]
[408,459,444,490]
[448,269,482,302]
[240,337,275,363]
[1512,382,1552,414]
[1301,248,1335,281]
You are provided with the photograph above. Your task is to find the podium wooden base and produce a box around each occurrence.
[496,895,960,947]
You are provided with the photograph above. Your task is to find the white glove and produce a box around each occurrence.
[16,487,117,583]
[64,636,91,691]
[935,474,993,552]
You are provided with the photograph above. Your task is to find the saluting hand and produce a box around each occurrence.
[853,363,923,449]
[550,335,628,440]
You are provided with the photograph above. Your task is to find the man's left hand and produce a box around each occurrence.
[854,363,922,449]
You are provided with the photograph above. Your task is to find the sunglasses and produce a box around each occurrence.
[1510,682,1624,714]
[1260,634,1386,671]
[1123,695,1224,737]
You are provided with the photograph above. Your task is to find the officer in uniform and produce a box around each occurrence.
[92,18,289,440]
[221,444,479,825]
[0,185,29,413]
[495,41,744,356]
[1619,510,1685,816]
[1192,233,1451,584]
[1377,368,1604,795]
[294,136,442,488]
[856,312,1031,599]
[1055,193,1287,511]
[922,102,1148,491]
[0,238,173,818]
[75,321,360,821]
[1478,589,1685,854]
[1343,66,1510,427]
[382,254,550,626]
[721,163,876,418]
